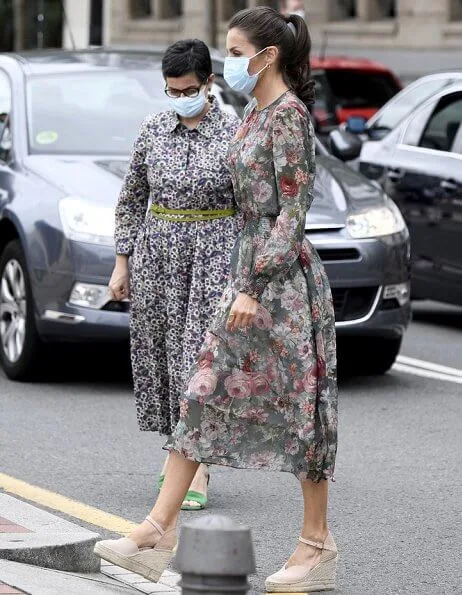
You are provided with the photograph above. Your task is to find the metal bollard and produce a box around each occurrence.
[174,515,256,595]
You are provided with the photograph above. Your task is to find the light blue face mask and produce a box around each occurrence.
[167,87,207,118]
[224,48,268,95]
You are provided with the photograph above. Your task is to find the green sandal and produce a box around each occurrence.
[157,473,209,511]
[181,490,208,511]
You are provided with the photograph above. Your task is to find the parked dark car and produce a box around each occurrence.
[0,49,411,381]
[330,82,462,307]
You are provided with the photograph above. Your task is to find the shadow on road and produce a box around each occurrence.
[30,342,399,387]
[338,369,404,391]
[411,301,462,330]
[36,341,133,385]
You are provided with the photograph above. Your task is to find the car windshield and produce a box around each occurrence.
[369,77,456,132]
[27,70,175,154]
[324,69,399,109]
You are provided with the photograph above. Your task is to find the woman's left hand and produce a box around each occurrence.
[226,292,259,332]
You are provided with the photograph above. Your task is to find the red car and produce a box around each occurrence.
[311,56,402,134]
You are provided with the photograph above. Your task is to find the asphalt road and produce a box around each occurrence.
[1,301,461,594]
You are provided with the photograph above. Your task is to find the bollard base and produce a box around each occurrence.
[180,573,251,595]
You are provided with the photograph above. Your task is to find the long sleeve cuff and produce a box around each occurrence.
[236,276,268,301]
[115,238,134,257]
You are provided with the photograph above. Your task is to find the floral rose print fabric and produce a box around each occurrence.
[169,92,338,481]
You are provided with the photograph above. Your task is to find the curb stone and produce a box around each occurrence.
[0,558,139,594]
[0,494,100,572]
[101,560,181,594]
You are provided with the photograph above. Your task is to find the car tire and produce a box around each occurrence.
[339,336,402,376]
[0,240,44,381]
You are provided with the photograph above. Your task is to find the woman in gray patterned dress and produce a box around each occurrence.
[108,40,240,509]
[96,8,339,593]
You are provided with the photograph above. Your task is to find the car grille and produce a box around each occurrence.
[317,248,360,262]
[102,301,130,313]
[332,287,378,322]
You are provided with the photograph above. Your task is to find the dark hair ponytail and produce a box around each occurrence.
[228,7,315,108]
[284,13,315,107]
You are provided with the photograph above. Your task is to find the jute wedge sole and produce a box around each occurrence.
[93,515,176,583]
[94,541,173,582]
[265,533,338,593]
[265,556,337,592]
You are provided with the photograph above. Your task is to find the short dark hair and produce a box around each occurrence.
[162,39,212,83]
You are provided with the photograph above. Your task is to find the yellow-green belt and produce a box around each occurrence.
[150,204,236,222]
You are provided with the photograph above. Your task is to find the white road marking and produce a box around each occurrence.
[397,355,462,378]
[393,362,462,385]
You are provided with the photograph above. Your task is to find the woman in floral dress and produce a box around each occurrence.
[96,8,339,592]
[108,39,240,509]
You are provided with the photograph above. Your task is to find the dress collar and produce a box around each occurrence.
[164,96,223,138]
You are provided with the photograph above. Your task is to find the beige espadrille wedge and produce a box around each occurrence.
[94,515,176,583]
[265,532,338,592]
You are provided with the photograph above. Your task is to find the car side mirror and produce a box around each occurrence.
[0,142,10,162]
[0,123,12,163]
[345,115,367,134]
[329,129,363,162]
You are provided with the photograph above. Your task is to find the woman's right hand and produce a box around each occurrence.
[109,256,130,301]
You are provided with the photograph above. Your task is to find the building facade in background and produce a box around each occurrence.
[103,0,462,50]
[2,1,462,77]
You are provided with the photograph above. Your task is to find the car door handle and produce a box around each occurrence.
[386,168,404,181]
[440,179,458,192]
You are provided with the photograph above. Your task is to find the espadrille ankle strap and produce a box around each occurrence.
[299,534,336,552]
[145,515,165,536]
[298,536,324,549]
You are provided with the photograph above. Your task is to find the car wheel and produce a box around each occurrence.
[0,240,43,380]
[339,336,402,376]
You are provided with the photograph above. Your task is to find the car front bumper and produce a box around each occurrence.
[35,229,411,343]
[38,304,129,342]
[308,228,411,339]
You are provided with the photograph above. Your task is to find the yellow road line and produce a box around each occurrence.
[0,472,137,534]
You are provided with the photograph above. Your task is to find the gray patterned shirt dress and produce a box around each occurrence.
[115,100,240,434]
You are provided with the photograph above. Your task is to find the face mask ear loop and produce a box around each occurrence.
[249,47,270,77]
[254,63,269,77]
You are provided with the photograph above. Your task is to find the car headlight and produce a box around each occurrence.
[59,196,115,245]
[69,283,111,309]
[346,198,407,239]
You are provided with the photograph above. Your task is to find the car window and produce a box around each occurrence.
[370,77,454,132]
[401,102,436,147]
[419,93,462,152]
[313,72,331,111]
[324,69,399,109]
[451,123,462,154]
[0,69,12,161]
[27,70,242,155]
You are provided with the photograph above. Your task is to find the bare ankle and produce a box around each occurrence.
[301,525,328,543]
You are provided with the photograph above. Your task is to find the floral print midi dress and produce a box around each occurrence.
[169,91,338,482]
[115,100,240,434]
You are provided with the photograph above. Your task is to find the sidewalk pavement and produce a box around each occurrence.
[0,493,180,594]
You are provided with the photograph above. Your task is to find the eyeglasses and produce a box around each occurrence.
[164,84,206,99]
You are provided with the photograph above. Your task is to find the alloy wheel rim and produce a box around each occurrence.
[0,259,27,363]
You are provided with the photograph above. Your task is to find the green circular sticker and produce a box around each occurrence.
[36,130,58,145]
